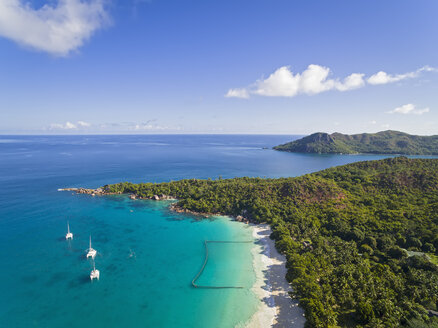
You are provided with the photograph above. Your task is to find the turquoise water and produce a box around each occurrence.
[0,135,425,327]
[1,195,257,327]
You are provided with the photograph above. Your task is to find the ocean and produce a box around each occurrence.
[0,135,407,327]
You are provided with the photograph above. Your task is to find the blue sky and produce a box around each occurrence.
[0,0,438,134]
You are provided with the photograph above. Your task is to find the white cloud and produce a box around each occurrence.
[77,120,91,127]
[252,66,299,97]
[367,66,435,85]
[388,104,430,115]
[109,120,170,131]
[225,88,249,99]
[49,121,77,130]
[368,71,414,85]
[133,123,166,131]
[225,64,436,99]
[0,0,109,56]
[251,65,364,98]
[45,120,183,133]
[335,73,366,91]
[99,121,177,132]
[48,120,91,130]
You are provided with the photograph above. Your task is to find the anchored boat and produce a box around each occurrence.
[65,222,73,240]
[90,261,100,281]
[86,235,97,259]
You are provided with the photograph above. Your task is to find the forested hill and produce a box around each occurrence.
[104,157,438,328]
[273,130,438,155]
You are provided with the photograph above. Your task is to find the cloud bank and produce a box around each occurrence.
[47,120,179,132]
[226,65,436,99]
[0,0,108,56]
[388,104,430,115]
[367,66,436,85]
[49,120,91,130]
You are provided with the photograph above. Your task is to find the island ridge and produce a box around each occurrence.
[273,130,438,155]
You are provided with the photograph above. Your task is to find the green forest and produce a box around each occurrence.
[274,130,438,155]
[104,157,438,328]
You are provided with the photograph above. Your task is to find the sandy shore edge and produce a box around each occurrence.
[244,224,305,328]
[62,190,305,326]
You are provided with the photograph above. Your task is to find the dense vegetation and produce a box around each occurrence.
[274,130,438,155]
[104,157,438,327]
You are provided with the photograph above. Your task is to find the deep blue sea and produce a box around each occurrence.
[0,135,414,327]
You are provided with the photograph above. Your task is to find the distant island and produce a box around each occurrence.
[72,157,438,327]
[273,130,438,155]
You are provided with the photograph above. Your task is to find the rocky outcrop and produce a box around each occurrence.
[61,188,250,223]
[169,203,212,218]
[60,188,175,201]
[132,194,175,201]
[168,204,252,223]
[235,215,250,224]
[152,194,174,201]
[58,187,112,196]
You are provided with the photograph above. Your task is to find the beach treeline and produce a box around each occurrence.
[105,157,438,328]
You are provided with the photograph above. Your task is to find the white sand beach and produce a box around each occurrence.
[245,224,306,328]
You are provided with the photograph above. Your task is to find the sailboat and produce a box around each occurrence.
[86,235,97,259]
[65,222,73,240]
[90,261,100,281]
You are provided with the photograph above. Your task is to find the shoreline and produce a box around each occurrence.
[245,224,305,328]
[61,188,305,326]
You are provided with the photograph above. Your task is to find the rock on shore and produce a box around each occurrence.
[59,188,174,201]
[58,187,108,196]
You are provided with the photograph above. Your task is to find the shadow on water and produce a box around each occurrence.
[21,274,38,284]
[45,271,69,287]
[130,201,150,209]
[77,253,88,261]
[165,216,185,222]
[139,302,149,312]
[95,235,110,244]
[105,263,120,273]
[68,275,92,288]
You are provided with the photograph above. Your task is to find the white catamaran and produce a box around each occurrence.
[86,235,97,259]
[65,222,73,240]
[90,261,100,281]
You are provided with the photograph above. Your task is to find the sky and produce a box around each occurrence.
[0,0,438,135]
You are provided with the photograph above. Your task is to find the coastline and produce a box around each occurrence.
[62,188,305,326]
[245,224,305,328]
